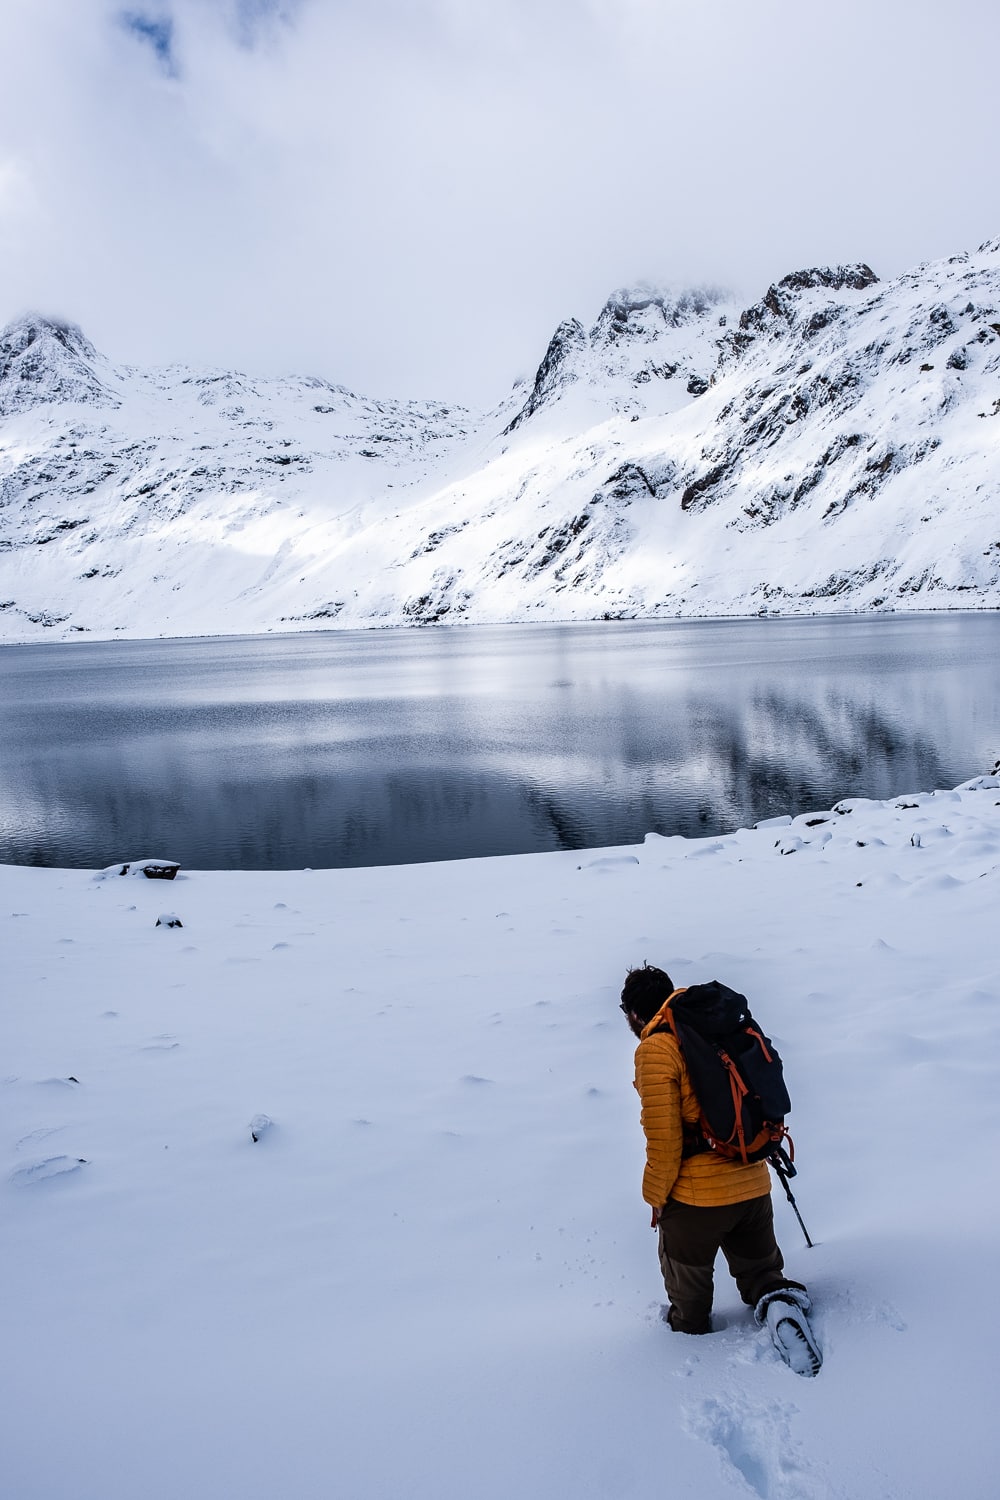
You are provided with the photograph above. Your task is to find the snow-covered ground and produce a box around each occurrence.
[4,775,999,1498]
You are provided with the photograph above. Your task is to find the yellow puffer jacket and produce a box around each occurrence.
[634,997,771,1208]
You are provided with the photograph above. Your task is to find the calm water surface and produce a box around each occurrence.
[1,615,998,870]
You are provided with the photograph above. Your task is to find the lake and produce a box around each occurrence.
[1,614,998,870]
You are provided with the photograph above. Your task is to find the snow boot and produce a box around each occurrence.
[755,1287,822,1377]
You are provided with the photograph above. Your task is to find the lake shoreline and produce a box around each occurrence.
[1,600,999,650]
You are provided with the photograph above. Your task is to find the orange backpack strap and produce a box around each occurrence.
[746,1025,773,1063]
[717,1047,751,1160]
[658,987,687,1041]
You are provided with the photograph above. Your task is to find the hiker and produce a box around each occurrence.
[621,962,821,1373]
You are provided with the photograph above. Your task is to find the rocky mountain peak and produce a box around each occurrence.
[722,263,880,361]
[776,264,879,297]
[504,283,735,433]
[591,284,728,347]
[0,313,119,416]
[741,263,879,328]
[504,317,587,433]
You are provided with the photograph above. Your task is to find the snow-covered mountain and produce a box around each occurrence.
[2,240,999,640]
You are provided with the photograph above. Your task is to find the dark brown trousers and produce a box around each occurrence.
[657,1192,801,1334]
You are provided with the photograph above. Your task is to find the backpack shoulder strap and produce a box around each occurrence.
[647,989,713,1157]
[647,987,687,1042]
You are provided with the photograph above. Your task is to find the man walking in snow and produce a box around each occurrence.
[621,962,820,1372]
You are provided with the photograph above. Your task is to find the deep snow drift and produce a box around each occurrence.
[3,776,999,1498]
[2,238,1000,640]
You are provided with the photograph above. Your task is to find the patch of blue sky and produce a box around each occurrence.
[118,3,299,70]
[118,11,178,75]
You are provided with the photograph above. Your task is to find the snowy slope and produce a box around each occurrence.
[0,314,480,635]
[3,774,1000,1497]
[1,241,999,641]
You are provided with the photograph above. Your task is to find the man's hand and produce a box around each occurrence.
[650,1206,661,1229]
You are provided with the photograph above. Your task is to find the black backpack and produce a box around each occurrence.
[652,981,792,1164]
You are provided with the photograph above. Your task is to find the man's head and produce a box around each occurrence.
[620,963,675,1037]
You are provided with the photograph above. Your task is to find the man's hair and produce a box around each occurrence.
[620,963,675,1024]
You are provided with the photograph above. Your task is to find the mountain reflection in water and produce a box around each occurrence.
[0,616,996,870]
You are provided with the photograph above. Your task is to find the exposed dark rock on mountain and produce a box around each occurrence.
[505,285,729,432]
[505,318,587,433]
[0,316,120,415]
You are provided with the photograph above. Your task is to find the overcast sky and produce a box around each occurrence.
[1,0,997,404]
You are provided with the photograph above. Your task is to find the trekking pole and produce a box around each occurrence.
[769,1149,815,1249]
